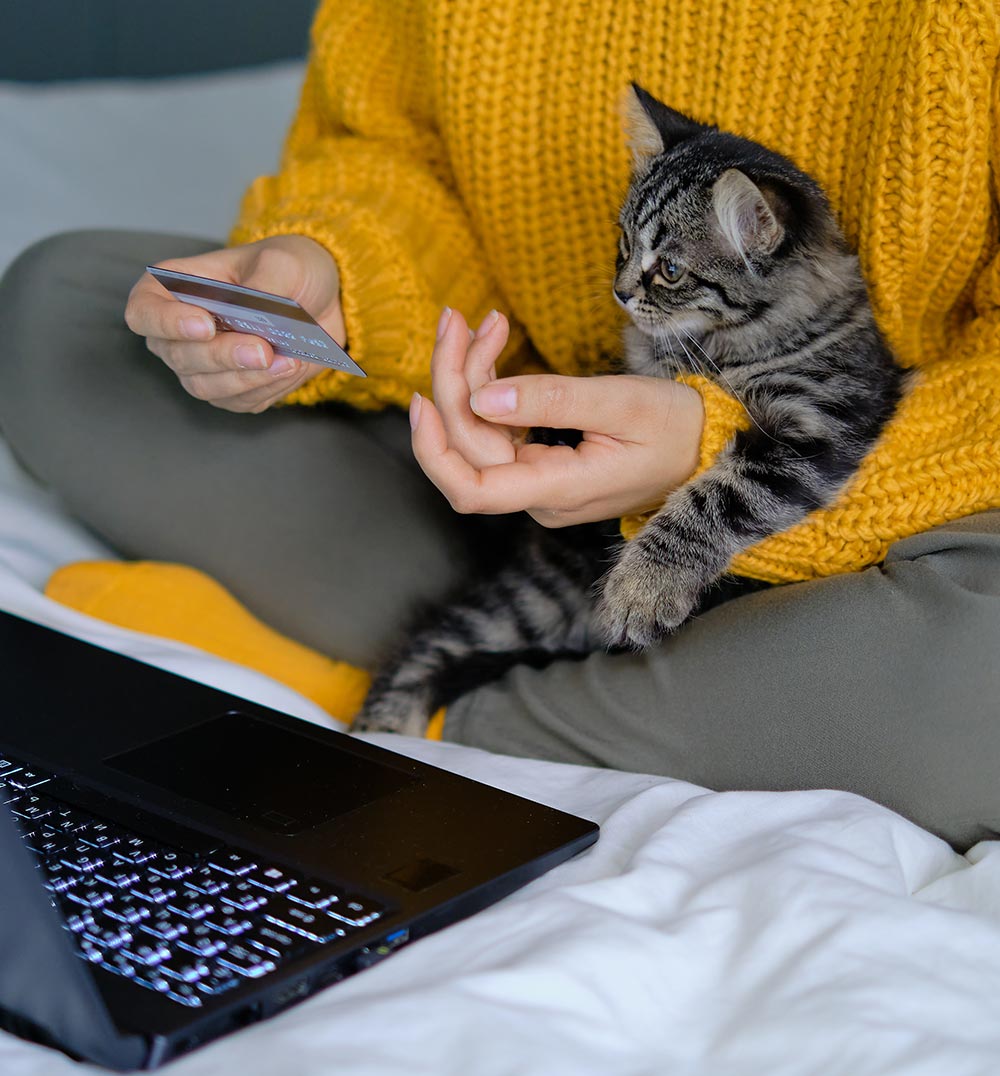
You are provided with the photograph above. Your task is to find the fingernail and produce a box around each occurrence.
[181,316,213,340]
[436,306,453,340]
[270,355,297,376]
[234,342,267,369]
[474,309,500,340]
[470,382,517,417]
[409,392,423,430]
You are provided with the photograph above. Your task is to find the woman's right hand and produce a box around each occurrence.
[411,307,704,527]
[124,234,345,413]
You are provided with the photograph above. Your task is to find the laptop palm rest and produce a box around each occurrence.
[104,711,415,836]
[0,804,146,1071]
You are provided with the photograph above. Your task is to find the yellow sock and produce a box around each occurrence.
[426,707,446,740]
[45,561,371,721]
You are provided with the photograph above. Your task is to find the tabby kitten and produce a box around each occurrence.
[353,84,905,736]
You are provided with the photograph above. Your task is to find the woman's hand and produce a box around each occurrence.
[410,307,705,526]
[124,235,344,413]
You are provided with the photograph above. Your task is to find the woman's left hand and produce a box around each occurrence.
[410,307,706,527]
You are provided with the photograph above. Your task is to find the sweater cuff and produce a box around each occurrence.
[619,374,751,541]
[229,214,437,412]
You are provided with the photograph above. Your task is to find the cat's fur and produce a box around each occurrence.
[353,84,906,736]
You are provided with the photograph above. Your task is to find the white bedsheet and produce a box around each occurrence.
[2,64,1000,1076]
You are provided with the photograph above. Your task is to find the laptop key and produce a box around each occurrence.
[104,952,139,979]
[288,879,344,910]
[32,797,85,825]
[264,897,348,943]
[244,865,301,893]
[177,924,228,958]
[243,923,302,960]
[33,834,71,857]
[113,837,158,865]
[78,938,105,964]
[205,914,253,937]
[11,796,54,823]
[94,867,141,890]
[59,844,106,873]
[64,885,114,910]
[164,983,204,1007]
[167,897,215,921]
[208,851,257,876]
[64,910,97,934]
[103,900,152,925]
[135,971,173,996]
[217,943,277,979]
[7,768,53,790]
[327,894,386,926]
[82,922,133,951]
[148,851,198,881]
[140,908,190,942]
[120,941,171,967]
[0,780,22,805]
[44,812,88,837]
[183,865,232,896]
[157,952,210,983]
[196,966,241,996]
[42,861,83,894]
[104,952,171,993]
[217,879,267,912]
[78,823,123,852]
[130,881,178,906]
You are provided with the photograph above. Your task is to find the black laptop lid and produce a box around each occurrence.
[0,803,147,1070]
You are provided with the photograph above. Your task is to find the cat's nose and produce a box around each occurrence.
[614,286,632,305]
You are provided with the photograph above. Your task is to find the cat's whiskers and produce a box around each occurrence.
[661,322,709,382]
[644,333,683,427]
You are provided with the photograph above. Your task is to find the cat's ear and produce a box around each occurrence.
[622,83,704,165]
[712,169,784,260]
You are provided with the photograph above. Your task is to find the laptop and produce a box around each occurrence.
[0,609,599,1070]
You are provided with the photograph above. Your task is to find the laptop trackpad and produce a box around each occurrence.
[105,711,415,835]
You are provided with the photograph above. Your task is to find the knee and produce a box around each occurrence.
[2,229,101,296]
[871,537,1000,848]
[0,230,155,466]
[1,235,79,437]
[0,231,101,378]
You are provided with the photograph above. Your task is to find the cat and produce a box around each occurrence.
[352,83,906,736]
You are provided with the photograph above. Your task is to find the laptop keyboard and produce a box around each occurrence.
[1,752,390,1009]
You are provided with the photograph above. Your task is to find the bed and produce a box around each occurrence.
[3,55,1000,1076]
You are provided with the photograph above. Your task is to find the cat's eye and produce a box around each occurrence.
[654,259,686,286]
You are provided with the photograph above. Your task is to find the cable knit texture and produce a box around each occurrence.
[231,0,1000,583]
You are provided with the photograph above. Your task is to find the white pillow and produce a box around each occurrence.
[0,61,305,276]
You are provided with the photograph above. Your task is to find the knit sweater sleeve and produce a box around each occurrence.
[229,0,525,411]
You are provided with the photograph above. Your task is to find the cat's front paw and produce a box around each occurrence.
[596,546,703,649]
[352,688,433,738]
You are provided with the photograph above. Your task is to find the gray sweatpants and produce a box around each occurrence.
[2,230,999,851]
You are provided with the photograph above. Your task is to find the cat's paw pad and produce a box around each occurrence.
[352,691,432,738]
[596,551,701,649]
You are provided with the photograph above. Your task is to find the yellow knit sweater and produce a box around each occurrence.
[231,0,1000,584]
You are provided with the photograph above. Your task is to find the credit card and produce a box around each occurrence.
[146,265,366,378]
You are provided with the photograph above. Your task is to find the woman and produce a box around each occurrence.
[2,0,999,849]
